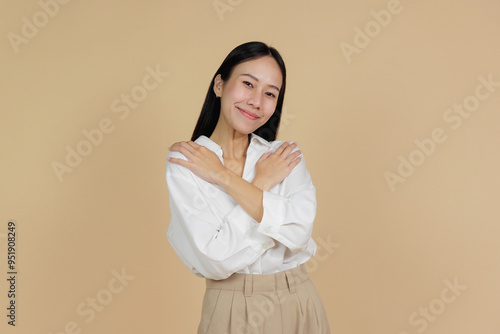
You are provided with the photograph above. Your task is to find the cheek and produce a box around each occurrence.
[227,84,247,101]
[262,100,277,118]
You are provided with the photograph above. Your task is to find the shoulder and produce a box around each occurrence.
[269,139,303,158]
[252,133,302,154]
[166,145,189,179]
[166,135,208,161]
[166,150,188,161]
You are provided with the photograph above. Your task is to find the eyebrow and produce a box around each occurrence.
[241,73,280,92]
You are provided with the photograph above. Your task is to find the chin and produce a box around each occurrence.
[232,123,259,136]
[234,129,252,136]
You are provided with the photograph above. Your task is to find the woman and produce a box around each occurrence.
[166,41,331,333]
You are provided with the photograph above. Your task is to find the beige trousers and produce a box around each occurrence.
[198,264,331,334]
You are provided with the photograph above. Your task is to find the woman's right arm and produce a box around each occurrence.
[166,152,276,280]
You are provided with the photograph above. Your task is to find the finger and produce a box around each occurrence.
[285,143,297,154]
[168,141,183,151]
[187,142,216,158]
[276,142,297,158]
[285,150,301,163]
[169,141,193,151]
[186,141,200,149]
[178,141,197,157]
[168,144,197,163]
[257,151,272,162]
[288,156,301,168]
[167,156,191,168]
[274,141,291,155]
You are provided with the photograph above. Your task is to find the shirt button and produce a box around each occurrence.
[265,228,271,234]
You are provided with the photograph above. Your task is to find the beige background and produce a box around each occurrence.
[1,0,499,333]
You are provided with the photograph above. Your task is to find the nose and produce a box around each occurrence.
[247,90,261,108]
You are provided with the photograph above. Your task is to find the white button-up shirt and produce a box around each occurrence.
[166,132,317,280]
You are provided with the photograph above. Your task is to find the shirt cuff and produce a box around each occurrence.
[257,190,287,237]
[223,204,275,252]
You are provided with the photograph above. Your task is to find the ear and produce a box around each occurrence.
[213,74,223,97]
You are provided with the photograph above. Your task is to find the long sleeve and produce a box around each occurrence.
[256,145,317,253]
[166,151,275,280]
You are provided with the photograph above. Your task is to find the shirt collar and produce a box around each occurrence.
[194,132,272,156]
[250,132,272,148]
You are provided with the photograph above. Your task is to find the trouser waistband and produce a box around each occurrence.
[205,264,310,297]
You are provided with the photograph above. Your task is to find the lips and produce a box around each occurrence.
[237,107,259,120]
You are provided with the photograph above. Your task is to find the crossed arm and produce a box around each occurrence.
[167,140,301,222]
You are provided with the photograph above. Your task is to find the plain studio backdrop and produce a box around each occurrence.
[1,1,499,333]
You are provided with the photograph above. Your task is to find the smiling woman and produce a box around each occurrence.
[212,56,282,140]
[165,41,331,334]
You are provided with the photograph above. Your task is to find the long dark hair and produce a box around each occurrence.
[191,41,287,142]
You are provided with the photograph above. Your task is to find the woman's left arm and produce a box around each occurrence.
[255,146,317,253]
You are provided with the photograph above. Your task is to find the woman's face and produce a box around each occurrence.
[214,56,283,136]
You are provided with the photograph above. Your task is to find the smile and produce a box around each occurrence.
[237,107,259,120]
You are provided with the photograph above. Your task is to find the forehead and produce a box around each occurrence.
[231,56,283,88]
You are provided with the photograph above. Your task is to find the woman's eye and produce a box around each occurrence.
[266,92,276,98]
[243,81,253,88]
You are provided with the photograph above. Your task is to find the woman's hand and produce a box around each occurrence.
[167,141,228,185]
[253,141,301,191]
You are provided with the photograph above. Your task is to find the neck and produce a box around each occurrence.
[210,124,250,160]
